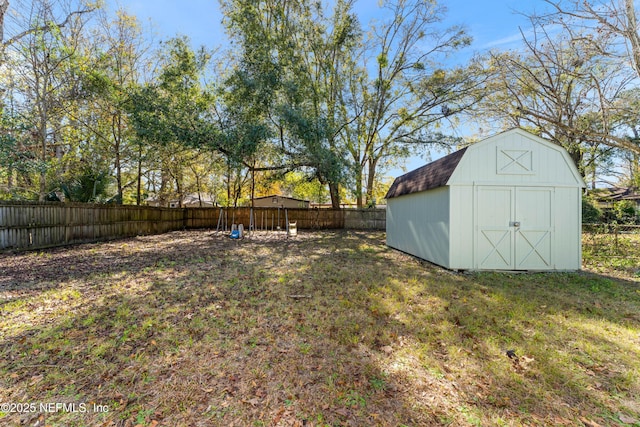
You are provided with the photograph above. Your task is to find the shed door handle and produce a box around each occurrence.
[510,221,520,227]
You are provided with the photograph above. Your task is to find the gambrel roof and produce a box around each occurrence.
[385,128,586,200]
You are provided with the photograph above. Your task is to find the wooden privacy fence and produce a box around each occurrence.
[0,202,386,251]
[0,202,186,251]
[186,207,386,231]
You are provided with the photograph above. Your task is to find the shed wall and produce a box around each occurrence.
[446,129,583,270]
[448,185,583,271]
[386,187,450,267]
[448,131,582,187]
[553,187,582,269]
[449,185,474,269]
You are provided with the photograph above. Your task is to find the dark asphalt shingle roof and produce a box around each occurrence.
[385,147,468,199]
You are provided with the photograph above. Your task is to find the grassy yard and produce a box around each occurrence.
[0,230,639,426]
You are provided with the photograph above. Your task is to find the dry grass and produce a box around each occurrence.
[0,230,639,426]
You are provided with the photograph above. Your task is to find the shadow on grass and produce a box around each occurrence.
[0,230,639,426]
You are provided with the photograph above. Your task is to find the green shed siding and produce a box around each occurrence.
[386,128,585,271]
[386,187,450,268]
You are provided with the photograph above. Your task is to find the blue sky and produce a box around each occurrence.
[105,0,543,175]
[108,0,538,53]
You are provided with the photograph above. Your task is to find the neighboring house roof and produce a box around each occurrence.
[146,193,216,205]
[252,195,309,203]
[385,147,468,199]
[182,193,215,205]
[593,187,640,202]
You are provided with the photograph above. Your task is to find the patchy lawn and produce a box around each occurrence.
[0,230,639,427]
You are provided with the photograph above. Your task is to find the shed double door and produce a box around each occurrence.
[475,186,553,270]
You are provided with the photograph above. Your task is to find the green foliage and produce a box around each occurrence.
[0,113,45,200]
[281,171,329,204]
[582,197,602,223]
[278,104,349,186]
[53,165,112,203]
[0,186,39,201]
[613,200,637,223]
[376,53,388,68]
[1,0,485,207]
[219,0,359,206]
[3,0,638,213]
[0,127,40,176]
[583,227,640,275]
[127,37,216,150]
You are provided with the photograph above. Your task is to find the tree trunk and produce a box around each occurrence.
[566,145,585,178]
[226,161,231,207]
[365,157,379,207]
[7,165,12,190]
[113,113,123,204]
[250,161,256,208]
[194,173,202,206]
[136,142,142,205]
[38,109,47,201]
[0,0,8,44]
[624,0,640,79]
[329,182,340,209]
[632,152,639,187]
[354,162,363,208]
[159,169,169,207]
[175,176,182,207]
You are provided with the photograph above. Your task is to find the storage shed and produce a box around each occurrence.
[385,128,586,271]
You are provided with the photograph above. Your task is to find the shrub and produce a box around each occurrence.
[613,200,637,223]
[582,197,602,223]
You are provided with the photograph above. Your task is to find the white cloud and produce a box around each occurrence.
[482,31,526,49]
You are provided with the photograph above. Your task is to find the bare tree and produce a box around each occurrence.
[0,0,9,44]
[526,0,640,156]
[6,0,95,199]
[542,0,640,78]
[476,7,640,185]
[76,9,153,204]
[345,0,486,207]
[1,0,93,50]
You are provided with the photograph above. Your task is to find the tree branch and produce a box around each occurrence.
[2,7,95,49]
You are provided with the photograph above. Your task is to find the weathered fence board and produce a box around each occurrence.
[184,207,355,230]
[0,203,386,251]
[0,202,186,251]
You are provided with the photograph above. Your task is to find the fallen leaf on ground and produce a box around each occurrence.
[619,414,639,424]
[334,407,350,417]
[243,398,261,406]
[580,416,602,427]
